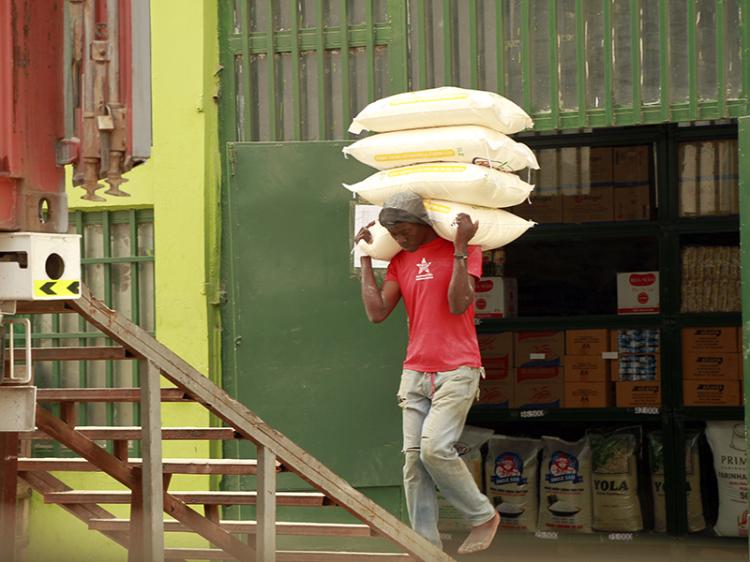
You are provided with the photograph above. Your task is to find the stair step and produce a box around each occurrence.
[164,549,411,561]
[88,518,374,537]
[25,426,240,441]
[44,490,330,506]
[36,387,193,402]
[18,457,284,475]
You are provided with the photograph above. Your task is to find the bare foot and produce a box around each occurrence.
[457,512,500,555]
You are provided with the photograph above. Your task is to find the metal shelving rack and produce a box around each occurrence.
[468,123,742,538]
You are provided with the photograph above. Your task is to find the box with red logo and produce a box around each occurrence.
[474,277,517,319]
[478,333,513,380]
[617,271,660,314]
[513,379,563,409]
[477,379,514,408]
[514,331,565,367]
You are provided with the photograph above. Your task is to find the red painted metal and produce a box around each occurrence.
[0,0,67,233]
[0,432,20,562]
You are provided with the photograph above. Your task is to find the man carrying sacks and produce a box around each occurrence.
[355,192,500,554]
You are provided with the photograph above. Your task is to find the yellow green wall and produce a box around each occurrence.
[25,1,220,559]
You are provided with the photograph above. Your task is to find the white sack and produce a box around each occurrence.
[486,436,541,532]
[355,220,401,261]
[706,421,748,537]
[345,163,534,209]
[539,435,593,533]
[342,125,539,171]
[648,431,705,533]
[590,430,643,532]
[349,87,533,135]
[423,199,534,251]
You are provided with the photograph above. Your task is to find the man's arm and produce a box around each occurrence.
[355,221,402,323]
[448,213,480,315]
[360,256,401,323]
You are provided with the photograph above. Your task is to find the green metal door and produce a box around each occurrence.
[222,141,408,492]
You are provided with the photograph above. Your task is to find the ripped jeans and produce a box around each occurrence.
[397,366,496,548]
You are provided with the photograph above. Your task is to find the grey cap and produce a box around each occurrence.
[378,192,431,227]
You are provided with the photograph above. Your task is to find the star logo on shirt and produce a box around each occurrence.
[415,258,434,281]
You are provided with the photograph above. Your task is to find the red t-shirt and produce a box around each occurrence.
[385,237,482,372]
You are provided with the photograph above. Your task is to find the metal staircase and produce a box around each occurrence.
[2,286,455,562]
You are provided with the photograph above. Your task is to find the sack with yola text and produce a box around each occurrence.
[648,431,705,533]
[355,219,402,261]
[485,435,541,532]
[706,421,748,537]
[348,86,533,135]
[342,125,539,172]
[589,428,643,532]
[438,425,494,533]
[344,163,534,209]
[538,435,593,533]
[423,199,535,251]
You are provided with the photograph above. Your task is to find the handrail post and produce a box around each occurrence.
[140,359,164,562]
[256,445,276,562]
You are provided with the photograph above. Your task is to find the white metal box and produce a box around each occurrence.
[0,233,81,300]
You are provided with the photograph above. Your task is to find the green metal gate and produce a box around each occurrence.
[221,0,750,143]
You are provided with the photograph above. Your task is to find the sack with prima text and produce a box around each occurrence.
[423,199,534,251]
[706,421,748,537]
[349,87,533,135]
[438,425,494,533]
[344,163,534,209]
[589,429,643,532]
[356,219,401,261]
[648,431,705,533]
[539,435,592,533]
[342,125,539,172]
[486,436,540,532]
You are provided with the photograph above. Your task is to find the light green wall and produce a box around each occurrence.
[25,2,220,560]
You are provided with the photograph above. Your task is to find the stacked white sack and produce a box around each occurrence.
[346,87,537,261]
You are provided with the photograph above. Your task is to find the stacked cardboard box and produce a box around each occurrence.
[681,246,740,313]
[563,329,612,408]
[682,327,742,406]
[562,147,614,223]
[475,277,518,319]
[513,331,564,408]
[678,140,739,217]
[613,145,651,221]
[612,329,661,408]
[477,333,514,408]
[511,148,563,223]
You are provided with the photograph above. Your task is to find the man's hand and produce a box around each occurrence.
[453,213,479,252]
[355,220,376,245]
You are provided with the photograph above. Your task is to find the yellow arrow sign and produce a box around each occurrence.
[33,280,81,298]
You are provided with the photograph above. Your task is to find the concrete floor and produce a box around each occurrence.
[443,533,748,562]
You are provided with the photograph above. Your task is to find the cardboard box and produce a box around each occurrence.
[512,196,563,224]
[617,271,660,314]
[566,329,610,356]
[682,327,738,353]
[478,333,513,357]
[478,333,513,380]
[477,380,514,408]
[615,381,661,408]
[513,379,563,409]
[682,352,741,380]
[564,356,608,382]
[514,331,565,366]
[683,380,742,406]
[614,146,651,221]
[562,187,614,223]
[678,140,739,217]
[564,381,611,408]
[515,365,563,383]
[475,277,518,319]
